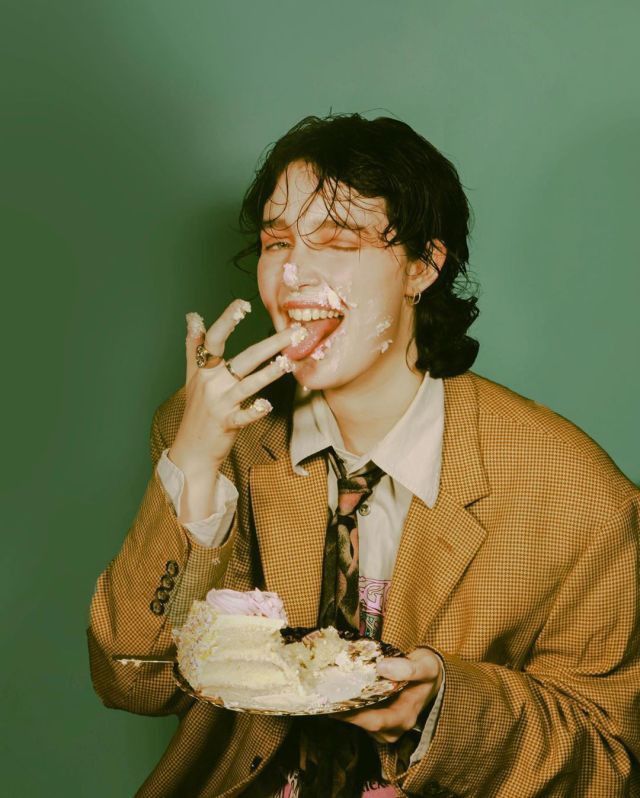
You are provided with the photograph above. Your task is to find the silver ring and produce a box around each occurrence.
[224,359,241,381]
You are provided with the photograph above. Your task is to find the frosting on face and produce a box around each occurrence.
[205,588,288,622]
[258,161,416,392]
[282,262,300,289]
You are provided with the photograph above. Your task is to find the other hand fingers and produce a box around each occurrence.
[376,648,441,682]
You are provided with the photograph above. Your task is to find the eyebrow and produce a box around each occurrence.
[260,217,369,233]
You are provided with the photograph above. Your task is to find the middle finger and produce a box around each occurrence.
[228,327,298,379]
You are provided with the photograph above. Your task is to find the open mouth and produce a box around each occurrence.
[282,305,345,361]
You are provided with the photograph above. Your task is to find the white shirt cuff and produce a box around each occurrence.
[156,448,238,548]
[408,654,446,766]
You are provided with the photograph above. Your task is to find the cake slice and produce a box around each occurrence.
[173,588,384,711]
[173,599,304,698]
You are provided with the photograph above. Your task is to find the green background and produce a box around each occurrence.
[2,1,638,794]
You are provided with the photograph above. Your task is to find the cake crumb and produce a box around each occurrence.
[251,398,273,414]
[186,312,206,339]
[289,323,308,346]
[232,300,252,323]
[275,354,295,373]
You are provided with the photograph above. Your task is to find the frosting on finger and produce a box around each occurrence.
[186,312,206,339]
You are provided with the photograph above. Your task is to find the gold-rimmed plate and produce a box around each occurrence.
[172,626,409,716]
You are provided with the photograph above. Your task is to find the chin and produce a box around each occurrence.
[292,355,378,393]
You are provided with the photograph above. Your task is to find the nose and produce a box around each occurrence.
[286,243,324,290]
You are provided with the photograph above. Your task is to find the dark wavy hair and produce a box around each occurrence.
[232,112,480,378]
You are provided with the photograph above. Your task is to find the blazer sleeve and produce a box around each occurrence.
[393,492,640,798]
[86,405,237,716]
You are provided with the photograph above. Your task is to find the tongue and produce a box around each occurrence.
[283,317,342,361]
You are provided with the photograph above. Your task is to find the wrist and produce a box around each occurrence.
[167,446,222,480]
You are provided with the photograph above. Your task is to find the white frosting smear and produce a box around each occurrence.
[232,300,252,323]
[186,312,206,339]
[282,262,300,289]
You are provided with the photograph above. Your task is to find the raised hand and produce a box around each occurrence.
[167,300,298,522]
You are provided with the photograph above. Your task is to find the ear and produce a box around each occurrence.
[404,239,447,298]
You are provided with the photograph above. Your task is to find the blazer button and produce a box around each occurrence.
[249,755,262,772]
[150,599,165,615]
[155,588,171,602]
[358,502,371,516]
[160,575,175,590]
[165,560,180,577]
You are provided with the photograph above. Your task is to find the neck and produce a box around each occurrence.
[323,344,424,456]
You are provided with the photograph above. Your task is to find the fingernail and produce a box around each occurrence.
[232,299,252,323]
[250,398,273,414]
[289,323,308,346]
[274,354,295,373]
[186,312,206,339]
[376,659,413,680]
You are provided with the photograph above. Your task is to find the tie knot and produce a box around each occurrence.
[327,449,385,516]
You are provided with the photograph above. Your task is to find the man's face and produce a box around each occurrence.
[257,160,416,392]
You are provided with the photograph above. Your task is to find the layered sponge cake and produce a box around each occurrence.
[174,598,303,700]
[173,588,384,712]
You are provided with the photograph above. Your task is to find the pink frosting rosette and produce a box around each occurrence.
[205,588,288,622]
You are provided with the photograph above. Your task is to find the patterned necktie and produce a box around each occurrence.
[261,450,389,797]
[318,449,386,636]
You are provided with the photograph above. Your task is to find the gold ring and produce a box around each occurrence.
[196,343,224,369]
[224,359,241,380]
[195,344,212,368]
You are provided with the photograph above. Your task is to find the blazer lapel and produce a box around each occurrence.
[382,371,491,652]
[249,398,330,627]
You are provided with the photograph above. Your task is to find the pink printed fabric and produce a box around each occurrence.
[359,576,391,639]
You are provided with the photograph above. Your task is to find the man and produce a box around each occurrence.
[88,113,640,797]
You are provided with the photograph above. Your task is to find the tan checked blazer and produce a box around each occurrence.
[87,370,640,798]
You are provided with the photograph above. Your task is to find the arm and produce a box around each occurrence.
[390,494,640,797]
[86,407,237,716]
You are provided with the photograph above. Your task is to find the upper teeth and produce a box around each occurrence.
[287,308,342,321]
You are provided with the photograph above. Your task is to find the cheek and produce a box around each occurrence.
[257,260,278,311]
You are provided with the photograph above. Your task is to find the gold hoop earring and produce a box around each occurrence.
[405,291,422,306]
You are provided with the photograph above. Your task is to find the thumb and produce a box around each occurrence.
[185,312,207,386]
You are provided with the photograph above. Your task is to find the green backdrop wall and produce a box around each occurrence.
[2,1,638,794]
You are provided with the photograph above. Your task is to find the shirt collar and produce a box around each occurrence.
[289,372,444,508]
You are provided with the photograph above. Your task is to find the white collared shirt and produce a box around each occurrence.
[289,373,443,590]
